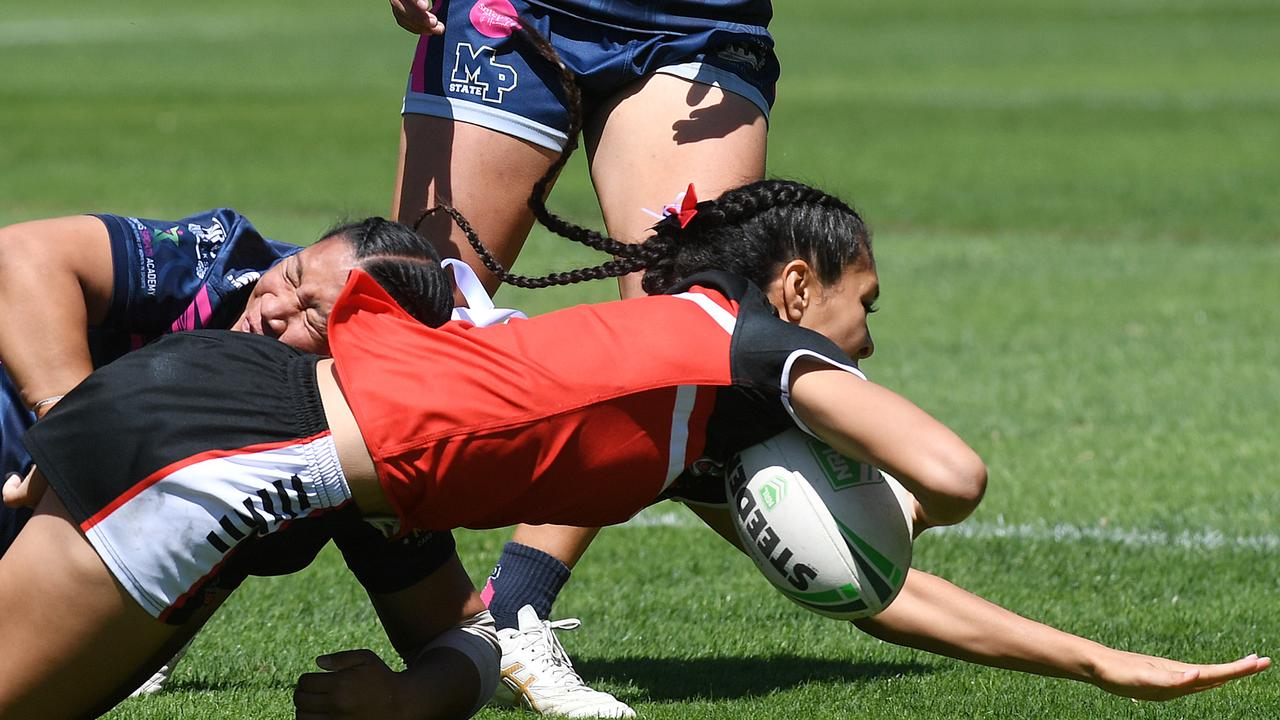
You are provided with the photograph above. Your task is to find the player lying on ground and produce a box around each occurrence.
[0,212,501,708]
[0,181,1267,719]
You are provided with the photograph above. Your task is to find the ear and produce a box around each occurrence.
[777,259,814,323]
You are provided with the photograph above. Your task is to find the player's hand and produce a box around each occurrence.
[389,0,444,35]
[1090,650,1270,700]
[294,649,408,719]
[3,467,45,509]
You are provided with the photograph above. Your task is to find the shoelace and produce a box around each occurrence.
[513,618,594,692]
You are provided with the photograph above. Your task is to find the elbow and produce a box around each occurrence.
[923,450,987,527]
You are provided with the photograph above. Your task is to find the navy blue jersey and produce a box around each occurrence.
[2,211,454,596]
[88,209,301,366]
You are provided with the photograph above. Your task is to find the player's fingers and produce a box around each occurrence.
[3,469,42,508]
[316,648,378,671]
[1191,655,1269,685]
[2,474,21,507]
[295,671,337,696]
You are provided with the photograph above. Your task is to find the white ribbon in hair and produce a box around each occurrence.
[443,258,527,327]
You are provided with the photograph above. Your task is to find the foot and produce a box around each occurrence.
[129,641,192,697]
[493,605,635,718]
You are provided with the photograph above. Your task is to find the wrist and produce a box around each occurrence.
[31,394,65,418]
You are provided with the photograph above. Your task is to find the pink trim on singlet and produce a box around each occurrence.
[170,286,213,332]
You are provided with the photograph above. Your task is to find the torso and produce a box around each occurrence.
[327,269,860,532]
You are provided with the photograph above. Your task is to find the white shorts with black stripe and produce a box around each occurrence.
[84,433,350,618]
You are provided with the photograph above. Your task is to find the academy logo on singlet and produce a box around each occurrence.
[189,218,227,280]
[450,43,517,103]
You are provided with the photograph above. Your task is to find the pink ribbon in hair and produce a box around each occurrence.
[641,183,699,228]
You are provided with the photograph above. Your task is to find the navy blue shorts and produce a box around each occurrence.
[403,0,778,151]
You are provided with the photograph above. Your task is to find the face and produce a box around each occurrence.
[232,236,357,355]
[764,259,878,360]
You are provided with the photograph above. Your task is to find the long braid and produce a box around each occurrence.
[426,204,649,289]
[515,21,645,260]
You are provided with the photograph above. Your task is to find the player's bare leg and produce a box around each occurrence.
[0,484,193,718]
[393,114,561,298]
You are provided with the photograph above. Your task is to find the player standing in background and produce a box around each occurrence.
[387,0,774,712]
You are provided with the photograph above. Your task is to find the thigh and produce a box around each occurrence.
[393,114,561,296]
[0,490,184,718]
[586,73,768,298]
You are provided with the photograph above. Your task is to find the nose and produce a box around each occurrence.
[856,331,875,360]
[258,294,290,339]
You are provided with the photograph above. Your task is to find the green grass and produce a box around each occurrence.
[2,0,1278,717]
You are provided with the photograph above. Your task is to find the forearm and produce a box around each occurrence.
[790,365,987,526]
[853,568,1107,685]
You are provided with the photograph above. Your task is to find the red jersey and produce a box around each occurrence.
[328,270,861,531]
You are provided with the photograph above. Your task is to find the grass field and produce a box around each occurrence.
[2,0,1279,717]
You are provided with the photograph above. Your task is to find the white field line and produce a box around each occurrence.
[623,509,1280,552]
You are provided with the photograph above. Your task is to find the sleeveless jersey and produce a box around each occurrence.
[328,269,863,531]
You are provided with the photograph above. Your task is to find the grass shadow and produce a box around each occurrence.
[572,655,934,702]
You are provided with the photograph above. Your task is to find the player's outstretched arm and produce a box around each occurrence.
[789,363,986,528]
[0,216,114,416]
[853,568,1270,700]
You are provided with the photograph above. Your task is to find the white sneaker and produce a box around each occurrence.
[129,641,192,697]
[493,605,636,718]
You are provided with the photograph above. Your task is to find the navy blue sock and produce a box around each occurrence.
[484,541,571,631]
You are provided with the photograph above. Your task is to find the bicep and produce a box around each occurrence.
[0,216,115,406]
[0,216,115,324]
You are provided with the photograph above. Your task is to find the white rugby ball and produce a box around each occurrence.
[727,428,914,620]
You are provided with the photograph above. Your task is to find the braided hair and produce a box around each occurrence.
[320,217,454,327]
[448,21,873,293]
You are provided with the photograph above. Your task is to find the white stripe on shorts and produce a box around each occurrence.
[83,434,351,618]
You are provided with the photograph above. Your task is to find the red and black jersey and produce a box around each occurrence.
[328,269,863,531]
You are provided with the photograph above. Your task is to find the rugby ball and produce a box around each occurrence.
[727,428,913,620]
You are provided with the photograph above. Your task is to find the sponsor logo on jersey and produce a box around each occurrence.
[189,218,227,280]
[226,270,262,290]
[469,0,520,39]
[728,461,818,591]
[450,43,517,103]
[715,41,768,71]
[133,225,159,295]
[155,226,182,246]
[807,438,880,491]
